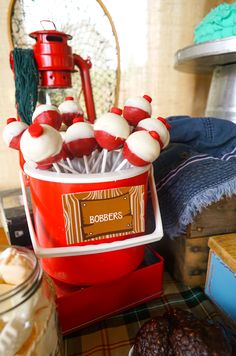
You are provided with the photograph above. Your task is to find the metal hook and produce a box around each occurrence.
[40,20,56,30]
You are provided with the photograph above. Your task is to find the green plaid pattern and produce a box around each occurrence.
[63,271,236,355]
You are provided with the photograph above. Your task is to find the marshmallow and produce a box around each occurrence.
[0,247,59,355]
[0,317,33,355]
[0,247,31,285]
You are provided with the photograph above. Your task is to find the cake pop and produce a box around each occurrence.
[2,118,28,150]
[20,123,63,170]
[93,107,130,172]
[32,104,62,130]
[59,131,80,173]
[65,118,97,173]
[115,130,161,170]
[123,95,152,127]
[136,116,171,148]
[58,96,84,127]
[94,108,130,150]
[60,131,72,160]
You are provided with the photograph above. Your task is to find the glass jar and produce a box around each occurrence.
[0,246,63,355]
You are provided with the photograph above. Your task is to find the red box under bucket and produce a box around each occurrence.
[21,165,163,286]
[55,247,164,335]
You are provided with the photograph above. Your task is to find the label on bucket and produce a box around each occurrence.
[62,185,145,244]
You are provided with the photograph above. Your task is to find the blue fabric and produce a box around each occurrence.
[152,116,236,238]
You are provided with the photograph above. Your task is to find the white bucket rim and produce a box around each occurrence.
[23,163,151,184]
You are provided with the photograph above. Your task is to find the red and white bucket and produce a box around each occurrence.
[21,164,163,286]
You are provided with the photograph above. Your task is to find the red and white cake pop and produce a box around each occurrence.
[94,107,130,150]
[136,116,171,149]
[60,131,74,161]
[64,118,97,173]
[123,95,152,127]
[122,130,161,167]
[20,123,63,169]
[65,118,97,158]
[93,107,131,173]
[58,96,84,127]
[32,104,62,130]
[2,118,28,150]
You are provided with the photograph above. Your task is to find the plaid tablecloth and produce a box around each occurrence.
[63,271,236,356]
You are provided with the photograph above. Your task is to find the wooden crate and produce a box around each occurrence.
[157,195,236,287]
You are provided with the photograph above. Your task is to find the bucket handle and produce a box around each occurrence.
[20,166,163,258]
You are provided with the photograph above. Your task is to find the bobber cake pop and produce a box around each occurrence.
[136,116,171,149]
[20,123,63,170]
[93,107,130,172]
[58,96,84,127]
[94,107,130,150]
[65,118,97,173]
[123,95,152,127]
[60,131,74,161]
[2,118,28,150]
[32,104,62,130]
[116,130,161,170]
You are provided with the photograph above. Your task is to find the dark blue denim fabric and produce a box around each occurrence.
[167,116,236,157]
[151,117,236,238]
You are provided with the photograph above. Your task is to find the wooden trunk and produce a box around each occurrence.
[157,195,236,287]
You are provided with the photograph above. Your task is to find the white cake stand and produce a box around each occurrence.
[174,36,236,124]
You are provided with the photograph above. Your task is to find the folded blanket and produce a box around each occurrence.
[152,117,236,238]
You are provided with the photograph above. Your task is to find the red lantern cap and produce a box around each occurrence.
[65,96,74,101]
[143,95,152,103]
[110,107,122,115]
[157,116,171,130]
[28,123,43,137]
[7,118,17,125]
[73,116,84,123]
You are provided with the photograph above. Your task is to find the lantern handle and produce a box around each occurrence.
[40,20,57,31]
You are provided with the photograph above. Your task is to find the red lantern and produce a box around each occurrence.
[10,22,96,123]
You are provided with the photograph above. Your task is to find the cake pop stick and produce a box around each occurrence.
[20,123,63,171]
[32,104,62,130]
[82,149,100,173]
[2,118,28,151]
[57,161,78,174]
[94,107,130,173]
[111,149,123,171]
[58,96,84,127]
[90,150,104,173]
[136,116,171,149]
[115,130,161,171]
[123,94,152,127]
[87,149,99,167]
[65,118,97,174]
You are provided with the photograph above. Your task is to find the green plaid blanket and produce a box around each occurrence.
[63,271,236,356]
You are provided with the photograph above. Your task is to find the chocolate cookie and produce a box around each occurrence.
[133,316,173,356]
[133,308,232,356]
[166,308,232,356]
[170,318,232,356]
